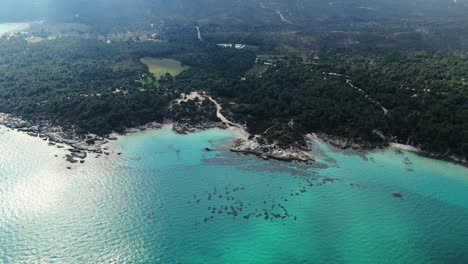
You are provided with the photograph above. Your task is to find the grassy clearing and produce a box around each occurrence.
[247,64,269,77]
[26,37,44,44]
[257,54,285,63]
[140,58,188,81]
[26,36,57,44]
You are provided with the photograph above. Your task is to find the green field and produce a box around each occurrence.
[246,64,269,77]
[26,36,57,44]
[140,57,188,81]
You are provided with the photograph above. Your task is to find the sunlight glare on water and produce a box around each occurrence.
[0,126,467,263]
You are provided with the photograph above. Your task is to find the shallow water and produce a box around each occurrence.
[0,22,29,35]
[0,126,467,263]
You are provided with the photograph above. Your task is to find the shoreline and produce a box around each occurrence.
[0,112,466,167]
[0,22,31,36]
[0,111,315,164]
[389,143,421,153]
[318,133,468,167]
[172,91,315,163]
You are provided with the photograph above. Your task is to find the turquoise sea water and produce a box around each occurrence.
[0,23,29,35]
[0,127,467,263]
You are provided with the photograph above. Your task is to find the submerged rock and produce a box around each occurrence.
[71,152,87,159]
[65,154,78,163]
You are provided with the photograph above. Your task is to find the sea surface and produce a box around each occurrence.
[0,126,467,263]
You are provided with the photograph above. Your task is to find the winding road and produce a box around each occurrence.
[326,73,389,115]
[207,96,243,128]
[176,91,243,128]
[259,1,293,24]
[196,26,203,41]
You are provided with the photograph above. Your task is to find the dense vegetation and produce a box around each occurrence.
[0,32,466,159]
[0,37,176,134]
[0,35,466,158]
[205,51,468,158]
[0,37,254,134]
[321,51,468,156]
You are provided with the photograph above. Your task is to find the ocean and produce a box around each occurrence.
[0,126,467,263]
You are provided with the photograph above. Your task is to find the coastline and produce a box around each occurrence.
[389,143,421,153]
[315,132,468,168]
[172,91,316,163]
[0,111,466,168]
[0,111,315,164]
[169,121,315,163]
[0,22,31,36]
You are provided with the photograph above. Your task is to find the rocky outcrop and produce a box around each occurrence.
[316,133,384,150]
[123,121,163,134]
[3,111,464,167]
[230,135,314,163]
[172,122,225,134]
[0,113,107,160]
[418,151,468,167]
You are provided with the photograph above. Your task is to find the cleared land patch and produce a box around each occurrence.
[247,64,269,77]
[26,36,57,44]
[140,57,188,81]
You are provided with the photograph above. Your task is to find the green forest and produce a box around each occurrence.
[0,37,254,134]
[213,52,468,158]
[0,36,466,159]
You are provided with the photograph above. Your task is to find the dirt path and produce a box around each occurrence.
[259,1,293,24]
[207,96,243,128]
[175,91,244,129]
[275,10,293,24]
[325,73,389,115]
[196,26,203,41]
[345,79,389,115]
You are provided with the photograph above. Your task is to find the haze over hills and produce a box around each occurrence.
[4,0,468,25]
[3,0,468,49]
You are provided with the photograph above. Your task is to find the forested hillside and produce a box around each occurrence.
[4,0,468,50]
[0,34,466,158]
[211,52,468,158]
[0,37,254,134]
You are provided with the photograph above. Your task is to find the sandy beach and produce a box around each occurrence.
[0,22,30,35]
[389,143,421,153]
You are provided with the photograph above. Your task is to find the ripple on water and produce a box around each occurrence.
[0,127,468,263]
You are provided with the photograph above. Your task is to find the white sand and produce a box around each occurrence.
[0,22,30,35]
[389,143,421,153]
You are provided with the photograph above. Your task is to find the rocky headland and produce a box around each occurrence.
[230,135,314,163]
